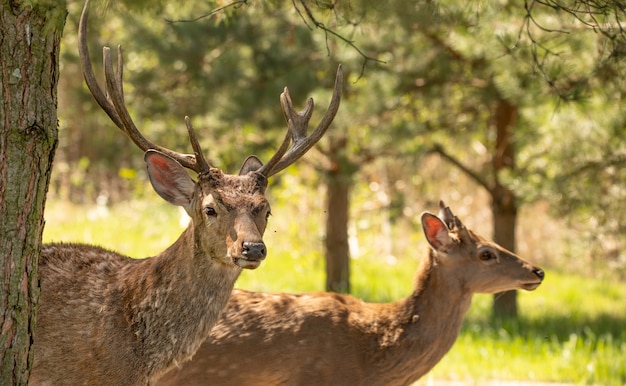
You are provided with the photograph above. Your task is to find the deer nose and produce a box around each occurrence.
[533,268,545,280]
[242,242,266,261]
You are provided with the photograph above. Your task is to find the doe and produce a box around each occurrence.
[156,201,544,386]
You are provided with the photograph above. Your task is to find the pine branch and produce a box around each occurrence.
[430,143,492,192]
[292,0,385,78]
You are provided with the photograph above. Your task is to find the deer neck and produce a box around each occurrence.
[122,224,241,379]
[373,249,473,382]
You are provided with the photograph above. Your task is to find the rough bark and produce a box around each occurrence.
[0,1,65,384]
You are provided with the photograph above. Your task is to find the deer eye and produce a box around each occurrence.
[203,206,217,217]
[265,210,272,220]
[479,249,495,261]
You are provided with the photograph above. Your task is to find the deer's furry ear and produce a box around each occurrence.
[239,155,264,175]
[421,212,453,251]
[145,150,195,210]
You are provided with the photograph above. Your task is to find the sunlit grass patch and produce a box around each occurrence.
[43,198,182,258]
[416,271,626,385]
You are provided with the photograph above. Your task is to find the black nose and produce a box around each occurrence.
[533,268,545,280]
[242,242,266,261]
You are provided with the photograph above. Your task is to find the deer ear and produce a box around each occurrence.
[421,212,452,251]
[145,150,195,210]
[239,155,263,175]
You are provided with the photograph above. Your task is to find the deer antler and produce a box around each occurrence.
[257,65,343,177]
[438,200,465,230]
[78,0,210,174]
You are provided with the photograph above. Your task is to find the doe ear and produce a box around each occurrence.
[239,155,264,176]
[145,150,195,211]
[421,212,453,251]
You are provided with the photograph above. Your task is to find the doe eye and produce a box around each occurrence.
[479,249,495,261]
[265,211,272,220]
[203,207,217,217]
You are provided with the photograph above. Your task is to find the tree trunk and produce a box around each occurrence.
[491,98,519,318]
[323,132,355,294]
[324,169,352,293]
[491,185,519,318]
[0,1,65,384]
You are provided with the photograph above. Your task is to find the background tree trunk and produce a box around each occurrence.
[0,1,65,384]
[492,186,519,317]
[491,98,519,318]
[323,132,355,294]
[324,169,352,293]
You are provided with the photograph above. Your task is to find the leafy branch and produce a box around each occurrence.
[429,143,492,192]
[165,0,384,77]
[520,0,625,100]
[291,0,385,78]
[164,0,248,23]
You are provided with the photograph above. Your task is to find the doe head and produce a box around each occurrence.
[421,201,544,294]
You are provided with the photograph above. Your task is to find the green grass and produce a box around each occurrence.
[415,271,626,385]
[42,198,626,385]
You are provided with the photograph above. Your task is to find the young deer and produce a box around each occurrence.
[29,1,342,385]
[155,201,544,386]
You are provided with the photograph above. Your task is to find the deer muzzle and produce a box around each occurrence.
[233,241,266,270]
[521,267,545,291]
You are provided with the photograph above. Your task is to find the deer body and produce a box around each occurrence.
[156,202,544,386]
[30,1,342,384]
[31,162,271,386]
[33,241,240,385]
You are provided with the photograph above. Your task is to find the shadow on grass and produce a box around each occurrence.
[463,311,626,344]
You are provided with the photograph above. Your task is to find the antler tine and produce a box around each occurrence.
[438,200,465,230]
[256,89,313,175]
[79,0,202,173]
[78,0,123,129]
[257,128,293,175]
[102,46,151,151]
[438,200,455,230]
[258,64,343,178]
[185,117,211,173]
[454,215,465,230]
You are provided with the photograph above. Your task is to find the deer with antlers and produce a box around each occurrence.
[29,1,342,385]
[155,201,544,386]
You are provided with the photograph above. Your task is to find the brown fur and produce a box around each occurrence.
[30,168,271,386]
[155,204,544,386]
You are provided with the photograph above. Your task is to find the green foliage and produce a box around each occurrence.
[53,0,626,297]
